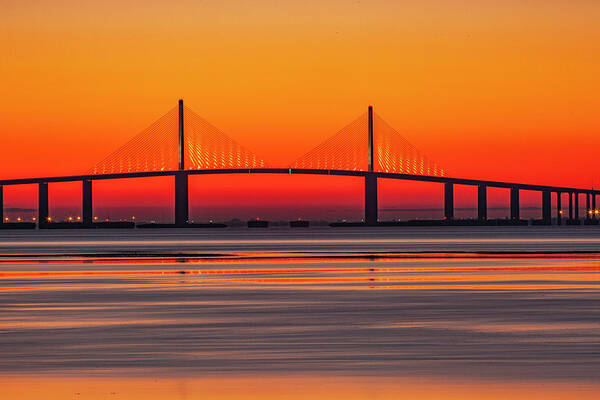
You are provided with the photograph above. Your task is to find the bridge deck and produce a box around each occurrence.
[0,169,597,194]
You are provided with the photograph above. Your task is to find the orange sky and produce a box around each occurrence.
[1,1,599,220]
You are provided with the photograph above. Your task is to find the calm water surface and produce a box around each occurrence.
[1,228,599,399]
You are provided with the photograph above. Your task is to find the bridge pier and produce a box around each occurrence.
[478,184,487,220]
[542,190,551,225]
[364,173,378,225]
[174,172,189,226]
[568,192,573,222]
[444,183,454,220]
[0,186,3,224]
[510,187,520,220]
[594,193,597,220]
[575,193,579,222]
[38,182,49,227]
[83,179,93,226]
[586,193,591,219]
[556,192,562,225]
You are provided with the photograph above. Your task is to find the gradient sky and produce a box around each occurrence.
[1,1,599,220]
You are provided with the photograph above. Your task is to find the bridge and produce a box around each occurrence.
[0,100,598,227]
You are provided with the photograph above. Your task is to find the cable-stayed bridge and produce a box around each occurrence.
[0,100,598,227]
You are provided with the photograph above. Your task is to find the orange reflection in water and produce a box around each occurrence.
[1,263,599,278]
[1,376,599,400]
[1,261,598,293]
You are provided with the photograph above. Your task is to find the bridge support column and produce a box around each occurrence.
[364,173,378,225]
[478,184,487,220]
[575,193,579,222]
[39,182,49,228]
[542,190,551,225]
[556,192,562,225]
[586,193,591,219]
[510,187,520,221]
[174,172,189,226]
[0,186,3,224]
[593,193,597,220]
[83,179,93,226]
[444,183,454,220]
[568,192,573,222]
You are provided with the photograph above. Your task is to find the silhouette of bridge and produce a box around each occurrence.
[0,100,598,227]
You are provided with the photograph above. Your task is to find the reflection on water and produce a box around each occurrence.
[1,238,599,398]
[1,226,600,255]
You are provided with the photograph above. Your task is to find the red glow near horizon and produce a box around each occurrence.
[2,1,599,220]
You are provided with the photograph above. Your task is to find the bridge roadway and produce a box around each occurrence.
[0,168,598,227]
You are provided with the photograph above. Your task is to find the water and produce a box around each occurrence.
[2,226,600,254]
[1,227,599,399]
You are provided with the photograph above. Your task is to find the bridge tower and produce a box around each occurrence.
[175,99,189,226]
[368,105,374,172]
[364,106,378,225]
[178,99,185,171]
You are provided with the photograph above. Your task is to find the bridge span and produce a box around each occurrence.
[0,168,598,227]
[0,100,598,227]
